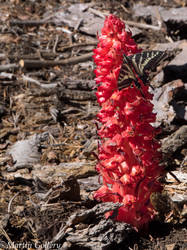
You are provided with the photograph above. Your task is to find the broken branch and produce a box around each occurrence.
[19,52,93,69]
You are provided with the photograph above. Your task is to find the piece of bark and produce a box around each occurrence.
[47,176,81,202]
[161,125,187,155]
[52,202,132,249]
[8,133,48,167]
[66,219,132,250]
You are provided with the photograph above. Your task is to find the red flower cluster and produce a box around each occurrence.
[93,15,163,230]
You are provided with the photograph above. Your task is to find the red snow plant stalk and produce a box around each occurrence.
[93,15,163,230]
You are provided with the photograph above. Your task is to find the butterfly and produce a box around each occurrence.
[118,50,168,90]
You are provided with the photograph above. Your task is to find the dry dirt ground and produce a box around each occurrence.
[0,0,186,249]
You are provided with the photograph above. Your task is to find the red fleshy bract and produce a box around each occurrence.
[93,14,163,230]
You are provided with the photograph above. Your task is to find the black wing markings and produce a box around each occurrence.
[118,50,167,90]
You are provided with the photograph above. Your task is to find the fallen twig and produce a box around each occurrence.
[9,19,49,26]
[89,7,107,18]
[19,52,93,69]
[53,35,59,53]
[0,43,96,62]
[88,8,161,31]
[22,75,58,88]
[124,20,161,31]
[168,171,181,183]
[0,63,19,72]
[8,192,20,213]
[60,41,97,51]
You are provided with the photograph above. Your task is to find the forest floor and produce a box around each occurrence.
[0,0,186,249]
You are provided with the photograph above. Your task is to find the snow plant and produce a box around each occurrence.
[93,14,163,230]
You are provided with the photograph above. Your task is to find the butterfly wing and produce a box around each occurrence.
[118,50,168,90]
[129,50,167,78]
[118,54,137,90]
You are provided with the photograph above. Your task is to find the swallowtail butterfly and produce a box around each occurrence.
[118,50,168,90]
